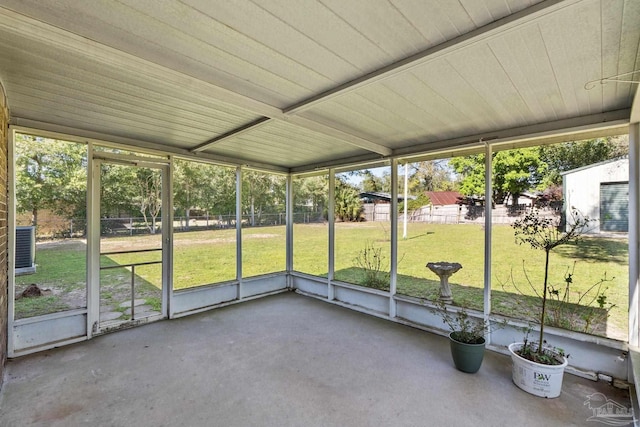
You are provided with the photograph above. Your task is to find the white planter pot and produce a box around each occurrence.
[508,342,568,398]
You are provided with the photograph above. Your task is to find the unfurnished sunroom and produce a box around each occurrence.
[0,0,640,425]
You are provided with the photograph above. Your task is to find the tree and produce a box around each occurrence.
[174,160,210,230]
[493,148,544,205]
[203,166,237,221]
[294,176,328,220]
[134,168,162,234]
[537,136,629,187]
[335,179,363,222]
[174,161,238,227]
[450,148,543,206]
[15,134,87,226]
[407,160,457,193]
[448,154,486,199]
[100,163,138,218]
[378,170,395,194]
[512,209,592,360]
[242,171,286,226]
[399,193,431,213]
[360,170,384,192]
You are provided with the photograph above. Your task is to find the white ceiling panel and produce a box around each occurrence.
[295,0,638,154]
[0,0,637,173]
[207,120,368,169]
[616,0,640,101]
[0,0,310,106]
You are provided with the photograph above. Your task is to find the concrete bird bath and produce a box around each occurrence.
[426,262,462,303]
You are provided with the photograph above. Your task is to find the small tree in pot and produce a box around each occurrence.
[508,208,592,397]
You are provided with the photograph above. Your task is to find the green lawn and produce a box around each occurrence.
[15,222,628,340]
[326,222,627,339]
[15,241,87,318]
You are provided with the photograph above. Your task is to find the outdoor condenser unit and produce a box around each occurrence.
[15,226,36,275]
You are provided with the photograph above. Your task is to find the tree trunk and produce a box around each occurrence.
[538,249,550,354]
[250,196,255,226]
[511,193,520,207]
[141,210,150,234]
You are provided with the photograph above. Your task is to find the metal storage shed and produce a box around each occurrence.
[563,157,630,233]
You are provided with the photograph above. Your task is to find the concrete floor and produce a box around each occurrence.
[0,292,634,426]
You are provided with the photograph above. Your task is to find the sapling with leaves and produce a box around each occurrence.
[505,260,615,336]
[437,299,488,344]
[545,262,615,333]
[511,208,592,361]
[436,298,507,344]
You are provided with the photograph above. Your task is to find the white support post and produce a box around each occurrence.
[87,145,100,337]
[7,127,15,355]
[236,166,243,300]
[403,162,408,239]
[328,169,335,301]
[163,159,173,318]
[484,143,493,343]
[390,160,398,318]
[629,123,639,348]
[286,174,294,287]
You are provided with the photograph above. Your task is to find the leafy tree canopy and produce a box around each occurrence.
[294,176,328,218]
[449,148,544,206]
[537,136,628,187]
[399,193,431,212]
[15,134,87,225]
[407,160,457,194]
[242,170,286,225]
[335,177,363,222]
[449,137,628,206]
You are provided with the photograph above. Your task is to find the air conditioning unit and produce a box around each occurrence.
[15,226,36,275]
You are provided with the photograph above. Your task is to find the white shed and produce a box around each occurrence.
[562,157,629,233]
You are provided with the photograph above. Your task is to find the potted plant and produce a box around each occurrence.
[437,300,489,374]
[507,208,591,398]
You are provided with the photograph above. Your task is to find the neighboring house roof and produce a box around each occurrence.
[425,191,462,206]
[359,192,415,203]
[560,156,629,176]
[516,192,541,200]
[520,192,537,198]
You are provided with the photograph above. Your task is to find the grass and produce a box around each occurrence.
[15,241,86,318]
[296,222,628,339]
[14,295,70,318]
[172,226,286,288]
[149,222,631,338]
[14,222,629,340]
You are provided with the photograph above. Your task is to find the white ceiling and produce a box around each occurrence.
[0,0,638,173]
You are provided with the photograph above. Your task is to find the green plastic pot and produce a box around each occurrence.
[449,332,486,373]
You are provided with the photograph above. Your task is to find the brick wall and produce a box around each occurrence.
[0,82,8,387]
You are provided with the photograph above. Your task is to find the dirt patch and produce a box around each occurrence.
[334,222,380,228]
[37,233,278,252]
[15,283,86,310]
[173,237,235,246]
[100,235,162,252]
[18,284,50,298]
[36,239,87,250]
